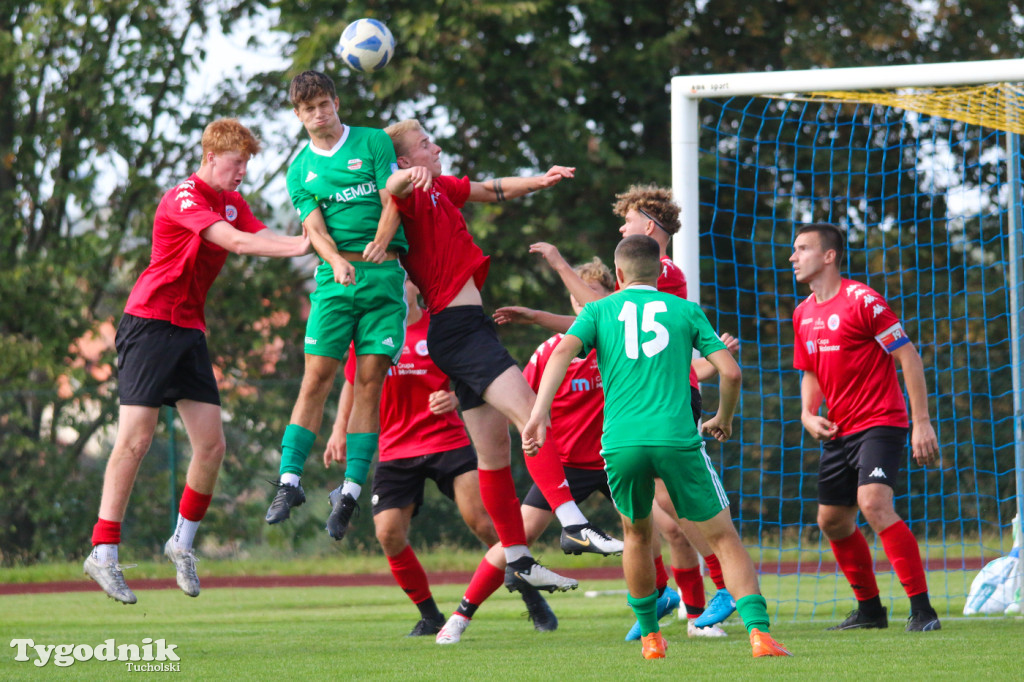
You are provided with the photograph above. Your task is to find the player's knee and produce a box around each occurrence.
[375,525,406,553]
[193,436,226,463]
[817,512,852,539]
[471,517,499,546]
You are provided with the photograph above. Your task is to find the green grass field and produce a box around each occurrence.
[3,572,1020,681]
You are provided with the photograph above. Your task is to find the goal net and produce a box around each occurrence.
[671,61,1024,621]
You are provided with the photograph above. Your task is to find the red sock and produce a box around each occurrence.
[477,467,527,547]
[654,554,669,591]
[879,520,929,597]
[523,443,574,509]
[463,557,506,607]
[673,565,705,614]
[178,484,214,522]
[387,545,432,605]
[91,518,121,546]
[704,553,727,591]
[829,528,880,601]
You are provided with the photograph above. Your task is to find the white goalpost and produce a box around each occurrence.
[669,59,1024,619]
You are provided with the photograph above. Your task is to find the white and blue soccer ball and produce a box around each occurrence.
[338,18,395,73]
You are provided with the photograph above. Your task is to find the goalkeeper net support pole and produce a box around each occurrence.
[670,59,1024,620]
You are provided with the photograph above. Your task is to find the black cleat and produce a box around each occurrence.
[407,614,446,637]
[265,480,305,524]
[325,487,359,540]
[504,557,578,593]
[521,588,558,632]
[559,523,624,556]
[827,606,888,630]
[905,610,941,632]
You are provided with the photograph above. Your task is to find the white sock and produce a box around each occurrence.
[172,515,200,551]
[554,502,588,528]
[504,544,530,563]
[92,543,118,564]
[340,481,362,499]
[280,472,300,487]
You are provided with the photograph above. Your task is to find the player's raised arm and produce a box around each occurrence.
[493,305,575,333]
[891,343,939,466]
[700,348,741,442]
[468,165,575,203]
[522,333,583,454]
[201,222,309,258]
[386,165,434,199]
[528,241,603,306]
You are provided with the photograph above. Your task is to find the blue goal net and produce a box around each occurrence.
[691,90,1023,621]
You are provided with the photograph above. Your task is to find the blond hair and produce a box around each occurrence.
[384,119,425,156]
[573,257,615,293]
[201,118,261,164]
[612,183,681,235]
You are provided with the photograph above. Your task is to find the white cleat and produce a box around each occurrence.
[436,614,471,644]
[688,620,728,638]
[505,558,579,593]
[83,555,137,604]
[560,523,624,556]
[163,539,200,597]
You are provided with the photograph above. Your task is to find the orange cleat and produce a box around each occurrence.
[641,631,668,659]
[750,628,792,657]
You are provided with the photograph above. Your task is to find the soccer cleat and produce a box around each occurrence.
[163,539,200,597]
[905,610,941,632]
[522,589,558,632]
[504,557,579,593]
[750,628,792,657]
[693,588,736,628]
[560,523,624,556]
[435,614,471,644]
[83,555,137,605]
[626,587,681,641]
[325,487,359,540]
[640,631,668,659]
[265,480,305,524]
[827,606,888,630]
[407,613,446,637]
[688,620,728,637]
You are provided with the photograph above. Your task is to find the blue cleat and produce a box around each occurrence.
[693,589,736,628]
[625,587,681,641]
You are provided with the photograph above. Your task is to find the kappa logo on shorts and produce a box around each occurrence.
[869,467,886,479]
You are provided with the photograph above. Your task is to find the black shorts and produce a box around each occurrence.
[818,426,907,506]
[522,466,612,511]
[690,385,702,427]
[116,314,220,408]
[426,306,518,410]
[370,444,478,517]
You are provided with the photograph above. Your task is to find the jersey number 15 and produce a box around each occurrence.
[618,301,669,359]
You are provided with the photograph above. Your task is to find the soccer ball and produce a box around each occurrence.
[338,18,395,73]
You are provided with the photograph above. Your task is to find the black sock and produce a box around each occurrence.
[416,597,443,621]
[563,523,586,533]
[520,587,545,607]
[456,597,479,619]
[857,595,885,618]
[685,604,704,617]
[909,592,934,614]
[509,556,535,571]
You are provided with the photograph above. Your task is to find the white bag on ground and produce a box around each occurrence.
[963,547,1021,615]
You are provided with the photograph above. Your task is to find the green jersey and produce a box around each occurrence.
[566,285,727,450]
[286,125,407,259]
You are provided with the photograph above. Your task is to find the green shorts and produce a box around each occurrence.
[305,259,408,362]
[602,443,729,523]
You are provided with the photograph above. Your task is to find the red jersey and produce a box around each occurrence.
[523,336,605,470]
[394,175,490,314]
[792,279,911,436]
[344,311,470,461]
[124,174,265,332]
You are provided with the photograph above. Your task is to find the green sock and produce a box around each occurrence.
[279,424,316,477]
[736,593,771,634]
[627,591,660,637]
[344,432,378,485]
